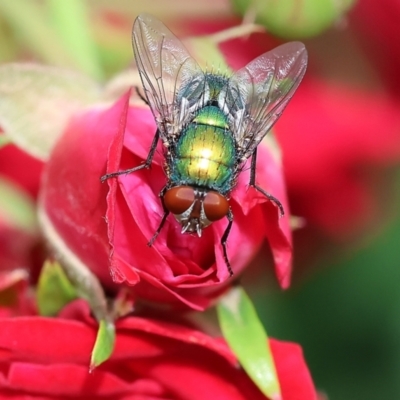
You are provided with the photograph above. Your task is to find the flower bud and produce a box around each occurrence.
[231,0,356,38]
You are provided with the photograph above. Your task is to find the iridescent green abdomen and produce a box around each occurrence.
[171,106,236,194]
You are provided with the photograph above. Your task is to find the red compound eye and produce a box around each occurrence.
[203,191,229,221]
[164,186,195,215]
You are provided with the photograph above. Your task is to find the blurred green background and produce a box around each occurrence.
[249,210,400,399]
[1,1,399,399]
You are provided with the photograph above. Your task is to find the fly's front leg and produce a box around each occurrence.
[101,129,160,182]
[148,185,170,246]
[249,147,284,217]
[221,208,234,277]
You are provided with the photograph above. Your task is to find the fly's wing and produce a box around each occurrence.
[222,42,307,160]
[132,14,206,140]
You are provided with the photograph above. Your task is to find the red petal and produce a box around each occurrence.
[1,362,163,397]
[270,339,317,400]
[232,144,293,288]
[0,305,316,400]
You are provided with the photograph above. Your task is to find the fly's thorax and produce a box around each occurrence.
[176,73,228,107]
[171,106,237,193]
[163,185,229,236]
[204,73,229,101]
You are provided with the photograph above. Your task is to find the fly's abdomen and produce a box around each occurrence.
[172,106,236,193]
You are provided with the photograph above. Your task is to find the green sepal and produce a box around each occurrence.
[36,259,78,316]
[217,285,281,400]
[90,319,116,371]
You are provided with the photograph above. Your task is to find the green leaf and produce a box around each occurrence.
[94,27,133,79]
[217,286,281,400]
[36,259,78,316]
[90,319,116,370]
[0,135,11,148]
[0,63,100,160]
[46,0,104,80]
[0,176,37,234]
[0,1,77,67]
[0,18,19,63]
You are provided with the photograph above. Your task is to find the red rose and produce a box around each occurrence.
[39,90,292,310]
[0,300,317,399]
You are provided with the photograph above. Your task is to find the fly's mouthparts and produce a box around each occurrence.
[180,218,203,237]
[196,223,202,237]
[181,223,190,234]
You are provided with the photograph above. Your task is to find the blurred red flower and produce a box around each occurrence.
[0,214,35,274]
[0,175,41,285]
[39,90,292,310]
[219,32,400,238]
[0,269,34,317]
[0,300,317,400]
[350,0,400,97]
[0,140,44,199]
[275,77,400,236]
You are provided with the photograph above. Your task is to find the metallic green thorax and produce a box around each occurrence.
[171,104,237,194]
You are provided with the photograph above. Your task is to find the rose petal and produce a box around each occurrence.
[0,308,317,400]
[1,362,163,398]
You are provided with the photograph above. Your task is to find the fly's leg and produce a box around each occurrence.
[135,86,149,105]
[249,147,284,217]
[100,129,160,182]
[148,185,170,246]
[221,209,234,277]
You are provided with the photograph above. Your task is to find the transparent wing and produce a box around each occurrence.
[221,42,307,160]
[132,14,206,140]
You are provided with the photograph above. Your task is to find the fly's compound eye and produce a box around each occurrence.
[164,186,195,215]
[203,191,229,221]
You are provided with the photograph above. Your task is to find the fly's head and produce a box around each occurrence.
[163,186,229,237]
